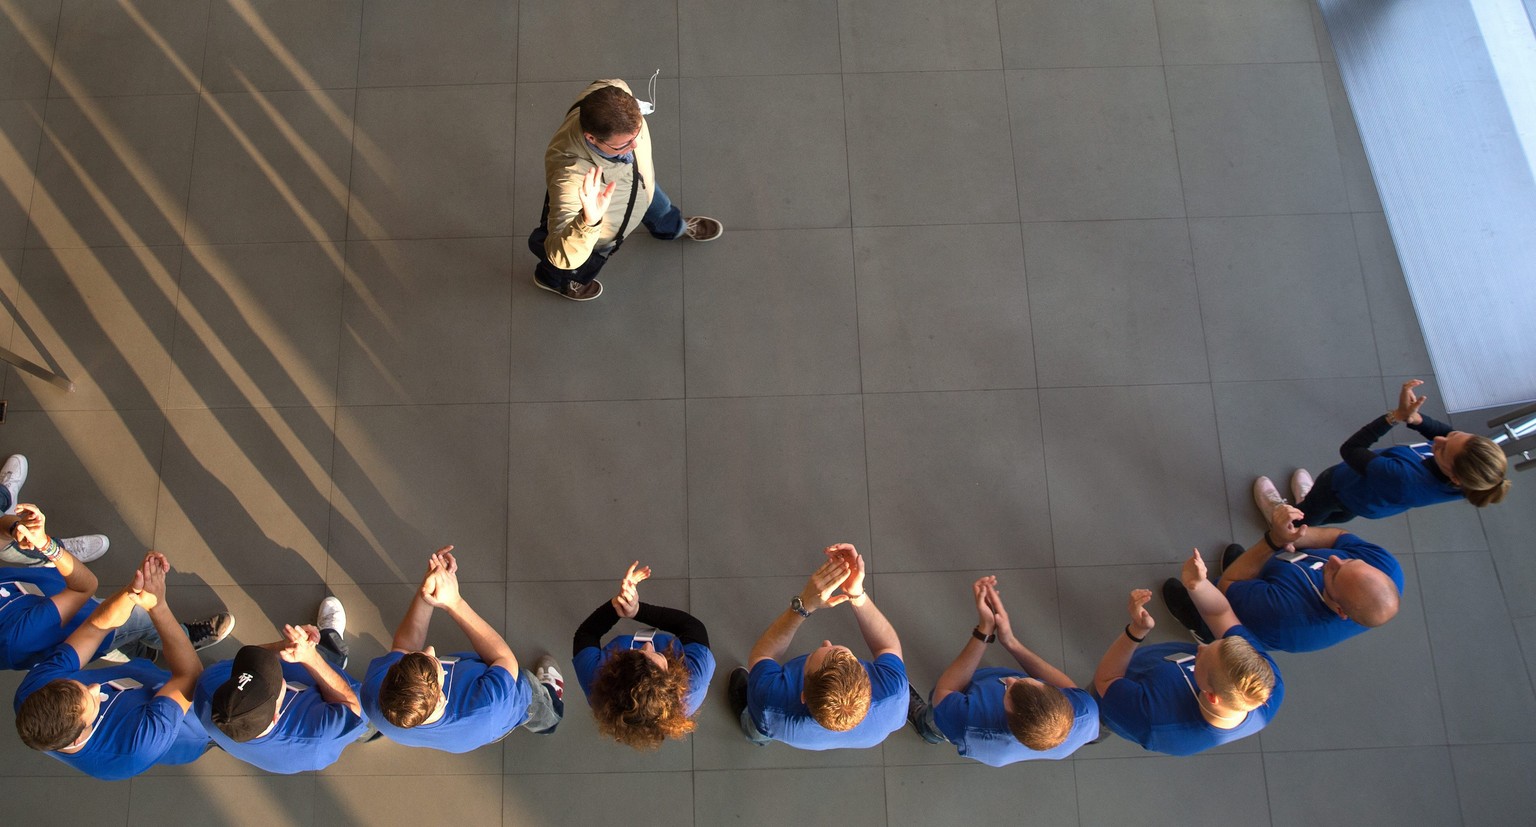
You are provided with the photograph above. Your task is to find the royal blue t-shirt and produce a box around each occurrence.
[0,567,118,670]
[1330,444,1459,519]
[1097,626,1284,757]
[361,652,532,753]
[573,632,716,716]
[747,652,907,750]
[195,659,368,773]
[931,667,1099,766]
[14,645,209,780]
[1225,534,1404,653]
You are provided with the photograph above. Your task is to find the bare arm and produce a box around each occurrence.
[985,580,1074,689]
[748,557,851,667]
[282,626,362,717]
[391,549,449,653]
[1094,590,1154,697]
[420,549,518,678]
[850,596,901,660]
[1181,550,1240,638]
[748,609,809,668]
[140,553,200,712]
[1220,505,1303,591]
[6,506,97,621]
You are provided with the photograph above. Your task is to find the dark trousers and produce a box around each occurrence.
[528,184,685,288]
[1295,466,1355,525]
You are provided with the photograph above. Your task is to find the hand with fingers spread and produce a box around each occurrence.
[1180,548,1209,591]
[281,624,321,664]
[971,576,998,636]
[824,543,866,600]
[611,561,651,619]
[1393,379,1429,426]
[1127,589,1155,639]
[578,166,616,226]
[1268,503,1305,548]
[800,557,852,613]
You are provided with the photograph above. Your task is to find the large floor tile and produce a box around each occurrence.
[0,776,127,818]
[130,776,315,826]
[685,395,869,578]
[1076,753,1270,823]
[7,245,182,411]
[154,406,335,586]
[1166,63,1347,217]
[1041,384,1229,566]
[678,0,841,77]
[696,768,887,825]
[202,0,361,92]
[0,0,60,99]
[1519,615,1536,693]
[683,229,859,397]
[358,0,515,87]
[507,399,687,579]
[347,85,514,240]
[1323,61,1382,212]
[1008,68,1183,222]
[338,237,511,405]
[854,224,1032,393]
[517,0,677,83]
[844,71,1017,226]
[1025,219,1206,387]
[887,762,1078,824]
[1418,552,1536,743]
[506,772,694,827]
[0,409,165,584]
[508,234,684,402]
[185,89,355,244]
[865,391,1053,571]
[997,0,1162,69]
[1155,0,1318,64]
[26,94,198,248]
[1191,215,1378,382]
[315,774,503,823]
[0,99,44,248]
[1356,213,1431,376]
[679,74,849,229]
[327,404,509,584]
[1479,462,1536,617]
[1264,747,1462,827]
[1453,743,1536,827]
[838,0,1001,72]
[49,0,207,97]
[169,242,345,409]
[1258,556,1446,751]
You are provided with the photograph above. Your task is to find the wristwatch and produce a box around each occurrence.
[790,596,812,618]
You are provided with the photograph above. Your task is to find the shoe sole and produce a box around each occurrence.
[532,274,601,301]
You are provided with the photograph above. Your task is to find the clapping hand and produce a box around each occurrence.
[280,624,320,663]
[824,543,866,600]
[1394,379,1429,425]
[420,546,462,610]
[801,557,852,612]
[611,561,651,619]
[1127,589,1155,638]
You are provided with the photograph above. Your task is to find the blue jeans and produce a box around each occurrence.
[107,605,164,659]
[738,706,772,746]
[523,676,564,734]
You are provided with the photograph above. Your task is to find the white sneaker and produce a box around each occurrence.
[1290,468,1314,503]
[1252,476,1286,519]
[0,454,27,515]
[534,654,564,701]
[317,596,346,636]
[59,534,109,563]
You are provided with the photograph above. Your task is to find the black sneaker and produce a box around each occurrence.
[183,613,235,650]
[907,685,944,744]
[1220,543,1245,576]
[728,667,749,720]
[1160,579,1213,643]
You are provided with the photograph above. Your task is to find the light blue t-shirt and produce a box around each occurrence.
[1225,534,1404,653]
[931,667,1099,766]
[361,652,531,753]
[1097,626,1284,757]
[195,659,368,773]
[573,632,716,716]
[747,652,908,750]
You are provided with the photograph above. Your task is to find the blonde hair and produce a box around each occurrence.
[1005,681,1075,751]
[1456,436,1509,507]
[1209,637,1275,711]
[803,650,870,732]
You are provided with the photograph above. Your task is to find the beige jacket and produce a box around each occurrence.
[541,79,657,269]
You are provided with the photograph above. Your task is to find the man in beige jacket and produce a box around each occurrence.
[528,78,721,301]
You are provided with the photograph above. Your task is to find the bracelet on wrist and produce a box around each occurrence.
[1262,531,1283,552]
[1124,624,1147,643]
[972,626,996,644]
[39,537,62,561]
[1384,410,1398,425]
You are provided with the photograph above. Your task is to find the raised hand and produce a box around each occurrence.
[280,624,320,663]
[801,557,852,612]
[972,576,997,634]
[1268,503,1305,546]
[1394,379,1429,425]
[984,582,1014,641]
[10,503,48,550]
[1127,589,1155,638]
[1180,548,1208,590]
[611,560,651,619]
[578,166,616,226]
[421,546,462,610]
[138,552,170,603]
[824,543,865,598]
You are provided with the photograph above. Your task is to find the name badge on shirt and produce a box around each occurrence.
[0,580,44,598]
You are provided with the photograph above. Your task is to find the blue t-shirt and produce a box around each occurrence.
[573,633,716,716]
[0,567,115,670]
[361,652,532,753]
[1330,444,1460,519]
[1097,626,1284,757]
[931,667,1099,767]
[1225,534,1405,653]
[195,659,368,773]
[747,652,908,750]
[14,645,209,780]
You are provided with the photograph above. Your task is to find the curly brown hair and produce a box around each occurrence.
[588,647,695,750]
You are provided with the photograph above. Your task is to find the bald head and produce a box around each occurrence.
[1332,563,1400,627]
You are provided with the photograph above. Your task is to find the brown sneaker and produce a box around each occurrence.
[534,274,602,301]
[683,216,723,242]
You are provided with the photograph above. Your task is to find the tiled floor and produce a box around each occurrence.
[0,1,1532,825]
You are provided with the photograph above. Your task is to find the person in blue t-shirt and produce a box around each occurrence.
[1094,550,1284,757]
[196,596,369,773]
[13,551,212,780]
[1163,504,1403,653]
[1254,380,1510,527]
[906,575,1099,766]
[362,546,563,753]
[0,504,107,671]
[573,561,715,750]
[728,543,908,751]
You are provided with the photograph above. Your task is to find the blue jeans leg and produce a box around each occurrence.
[108,604,164,661]
[318,628,349,672]
[523,675,564,734]
[641,184,685,240]
[738,706,772,746]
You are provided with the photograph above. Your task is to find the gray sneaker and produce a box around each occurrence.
[317,596,346,636]
[59,534,109,563]
[0,454,27,515]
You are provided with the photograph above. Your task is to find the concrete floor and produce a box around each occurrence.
[0,1,1533,825]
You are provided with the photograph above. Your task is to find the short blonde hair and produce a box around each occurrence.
[804,650,870,732]
[1005,681,1075,751]
[1209,637,1275,711]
